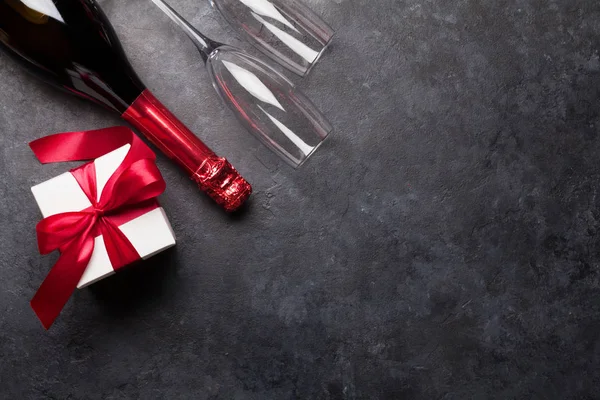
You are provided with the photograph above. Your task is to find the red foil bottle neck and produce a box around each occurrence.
[122,89,252,211]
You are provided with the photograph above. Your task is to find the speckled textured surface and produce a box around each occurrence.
[1,0,600,398]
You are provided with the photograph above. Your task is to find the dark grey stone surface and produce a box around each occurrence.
[1,0,600,398]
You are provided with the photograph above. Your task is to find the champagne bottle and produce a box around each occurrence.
[0,0,252,211]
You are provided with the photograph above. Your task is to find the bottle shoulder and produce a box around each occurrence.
[0,0,146,112]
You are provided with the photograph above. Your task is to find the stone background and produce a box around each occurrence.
[1,0,599,398]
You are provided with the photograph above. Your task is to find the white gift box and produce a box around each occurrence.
[31,144,176,289]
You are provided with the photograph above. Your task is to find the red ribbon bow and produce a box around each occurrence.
[30,127,166,329]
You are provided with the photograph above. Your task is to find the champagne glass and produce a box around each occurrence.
[210,0,335,77]
[151,0,332,168]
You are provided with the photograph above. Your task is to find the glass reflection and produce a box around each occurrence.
[13,0,64,23]
[211,0,334,76]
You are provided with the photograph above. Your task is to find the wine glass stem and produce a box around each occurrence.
[150,0,219,61]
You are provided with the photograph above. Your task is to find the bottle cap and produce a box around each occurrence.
[193,157,252,212]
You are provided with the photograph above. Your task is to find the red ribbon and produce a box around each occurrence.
[30,127,166,329]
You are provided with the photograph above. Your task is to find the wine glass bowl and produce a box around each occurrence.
[206,46,332,167]
[210,0,335,77]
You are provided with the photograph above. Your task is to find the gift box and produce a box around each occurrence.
[31,144,177,289]
[29,127,176,329]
